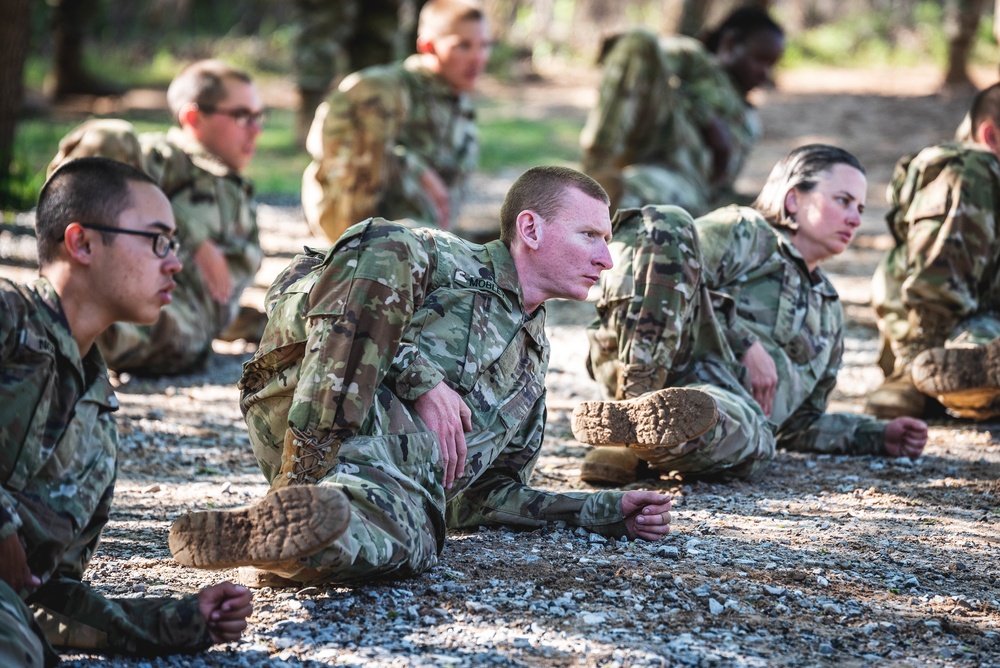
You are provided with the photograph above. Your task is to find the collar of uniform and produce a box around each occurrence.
[482,240,548,344]
[30,278,118,409]
[774,229,839,297]
[403,54,469,103]
[165,126,253,194]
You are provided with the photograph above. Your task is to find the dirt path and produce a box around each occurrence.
[4,65,1000,667]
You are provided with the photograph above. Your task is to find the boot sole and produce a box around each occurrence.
[169,485,350,570]
[913,340,1000,415]
[572,387,718,447]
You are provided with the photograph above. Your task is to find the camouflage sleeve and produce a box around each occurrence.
[446,392,630,537]
[304,71,408,238]
[580,30,668,204]
[695,211,766,358]
[30,578,211,656]
[51,473,115,581]
[774,331,886,456]
[0,292,25,542]
[284,222,437,438]
[898,151,1000,320]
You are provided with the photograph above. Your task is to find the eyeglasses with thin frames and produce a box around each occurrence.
[198,105,267,128]
[78,223,180,258]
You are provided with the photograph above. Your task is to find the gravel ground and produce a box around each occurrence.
[4,67,1000,667]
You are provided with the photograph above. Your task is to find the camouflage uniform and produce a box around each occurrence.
[49,121,263,375]
[0,278,212,666]
[580,30,760,215]
[588,205,886,479]
[873,143,1000,378]
[301,55,478,242]
[239,220,628,583]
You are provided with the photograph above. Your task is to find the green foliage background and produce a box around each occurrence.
[5,0,1000,212]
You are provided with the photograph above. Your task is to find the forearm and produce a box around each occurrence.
[777,411,886,456]
[447,479,629,538]
[29,578,211,656]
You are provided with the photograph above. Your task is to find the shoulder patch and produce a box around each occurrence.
[453,268,501,297]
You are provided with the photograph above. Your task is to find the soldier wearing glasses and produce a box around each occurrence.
[48,60,265,376]
[0,158,252,665]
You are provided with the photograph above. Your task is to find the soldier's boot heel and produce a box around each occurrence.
[912,338,1000,418]
[169,485,350,570]
[581,447,642,485]
[865,373,927,419]
[572,387,718,447]
[271,427,341,490]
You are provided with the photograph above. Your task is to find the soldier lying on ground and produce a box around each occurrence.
[868,82,1000,420]
[48,59,266,377]
[580,6,785,215]
[301,0,491,242]
[0,158,251,667]
[168,166,684,588]
[577,145,927,485]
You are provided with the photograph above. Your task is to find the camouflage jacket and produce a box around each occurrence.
[696,207,885,455]
[240,220,628,537]
[580,31,759,211]
[0,278,211,655]
[873,142,1000,338]
[302,55,478,241]
[49,121,263,337]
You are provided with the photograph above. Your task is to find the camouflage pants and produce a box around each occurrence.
[0,581,54,668]
[246,397,445,584]
[588,206,773,478]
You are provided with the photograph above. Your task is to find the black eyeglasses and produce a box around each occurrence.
[198,105,266,128]
[79,223,180,258]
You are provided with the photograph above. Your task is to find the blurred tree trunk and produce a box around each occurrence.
[0,0,32,205]
[944,0,988,86]
[484,0,522,43]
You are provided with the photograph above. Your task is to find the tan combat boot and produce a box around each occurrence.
[271,427,341,490]
[865,372,927,419]
[169,485,350,570]
[572,387,718,447]
[580,447,642,485]
[912,339,1000,419]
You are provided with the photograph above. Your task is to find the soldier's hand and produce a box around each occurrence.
[621,490,672,542]
[198,581,253,644]
[420,168,451,230]
[0,533,41,595]
[741,341,777,417]
[193,240,234,304]
[884,416,927,459]
[414,381,472,489]
[702,116,733,183]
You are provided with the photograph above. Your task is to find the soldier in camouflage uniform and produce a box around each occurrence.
[0,158,252,666]
[293,0,426,142]
[48,60,264,376]
[168,166,677,586]
[868,83,1000,419]
[301,0,490,242]
[580,146,927,483]
[580,7,784,215]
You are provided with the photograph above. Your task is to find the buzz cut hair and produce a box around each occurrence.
[499,166,609,245]
[418,0,485,41]
[35,157,159,266]
[970,82,1000,134]
[166,59,253,124]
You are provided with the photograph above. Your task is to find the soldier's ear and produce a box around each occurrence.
[978,120,1000,156]
[63,222,95,265]
[516,210,542,250]
[416,36,437,57]
[784,188,799,218]
[178,102,201,130]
